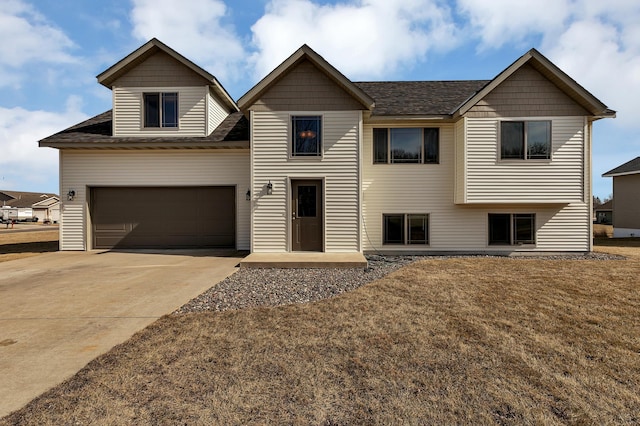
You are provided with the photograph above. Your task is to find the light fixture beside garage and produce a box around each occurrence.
[67,190,76,201]
[267,181,273,195]
[245,188,251,201]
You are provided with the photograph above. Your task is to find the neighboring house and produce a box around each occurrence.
[40,39,614,254]
[594,199,613,225]
[602,157,640,237]
[0,190,58,222]
[32,195,61,223]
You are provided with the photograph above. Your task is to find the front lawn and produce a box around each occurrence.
[3,242,639,424]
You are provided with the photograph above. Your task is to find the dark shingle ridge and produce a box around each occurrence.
[602,157,640,176]
[355,80,490,116]
[40,80,490,145]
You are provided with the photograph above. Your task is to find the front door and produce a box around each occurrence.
[291,180,323,251]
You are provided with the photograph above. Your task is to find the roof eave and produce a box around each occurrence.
[39,140,250,150]
[602,170,640,178]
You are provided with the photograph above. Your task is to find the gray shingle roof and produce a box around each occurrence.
[39,111,249,147]
[602,157,640,176]
[355,80,490,116]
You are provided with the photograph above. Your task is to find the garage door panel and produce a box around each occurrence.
[91,187,235,249]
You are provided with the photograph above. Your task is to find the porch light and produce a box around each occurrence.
[267,181,273,195]
[245,188,251,201]
[67,190,76,201]
[298,130,316,139]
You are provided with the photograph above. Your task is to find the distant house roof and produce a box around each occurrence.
[354,80,489,116]
[0,191,58,208]
[595,200,613,211]
[39,111,250,148]
[602,157,640,177]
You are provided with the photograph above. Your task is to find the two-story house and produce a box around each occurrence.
[40,39,614,258]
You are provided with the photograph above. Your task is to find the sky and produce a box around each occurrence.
[0,0,638,199]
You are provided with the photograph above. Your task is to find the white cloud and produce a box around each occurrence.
[0,0,77,72]
[457,0,571,50]
[458,0,640,129]
[130,0,246,81]
[249,0,459,80]
[0,98,87,193]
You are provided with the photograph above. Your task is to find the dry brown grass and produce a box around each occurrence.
[0,229,58,263]
[593,224,613,238]
[3,241,639,425]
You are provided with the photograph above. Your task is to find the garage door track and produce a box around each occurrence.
[0,249,242,418]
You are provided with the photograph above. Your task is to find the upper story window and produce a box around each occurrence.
[292,115,322,157]
[373,128,439,164]
[500,121,551,160]
[144,92,178,128]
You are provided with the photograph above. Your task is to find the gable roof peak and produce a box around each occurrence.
[97,38,238,112]
[237,44,375,111]
[453,47,615,119]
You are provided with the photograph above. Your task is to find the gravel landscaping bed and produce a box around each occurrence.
[174,252,624,314]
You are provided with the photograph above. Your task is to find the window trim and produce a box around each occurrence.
[143,92,179,129]
[488,213,536,246]
[290,114,323,158]
[499,120,552,161]
[373,127,439,165]
[383,213,430,245]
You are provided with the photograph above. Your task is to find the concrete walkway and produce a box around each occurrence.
[0,250,242,418]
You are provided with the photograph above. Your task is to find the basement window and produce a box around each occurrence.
[383,214,430,245]
[488,213,536,245]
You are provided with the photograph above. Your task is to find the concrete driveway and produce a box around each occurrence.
[0,250,242,417]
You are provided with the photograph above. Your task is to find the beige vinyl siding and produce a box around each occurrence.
[459,116,585,203]
[362,122,590,252]
[250,59,364,112]
[251,110,360,252]
[59,149,250,251]
[113,86,207,137]
[454,118,466,204]
[207,88,230,135]
[466,64,588,118]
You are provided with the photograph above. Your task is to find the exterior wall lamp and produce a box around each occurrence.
[67,190,76,201]
[245,188,251,201]
[267,181,273,195]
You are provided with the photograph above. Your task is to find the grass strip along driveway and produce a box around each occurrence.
[3,241,640,424]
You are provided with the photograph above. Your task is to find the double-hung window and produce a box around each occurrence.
[144,92,178,128]
[292,115,322,157]
[383,214,429,245]
[500,121,551,160]
[374,128,439,164]
[488,213,535,245]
